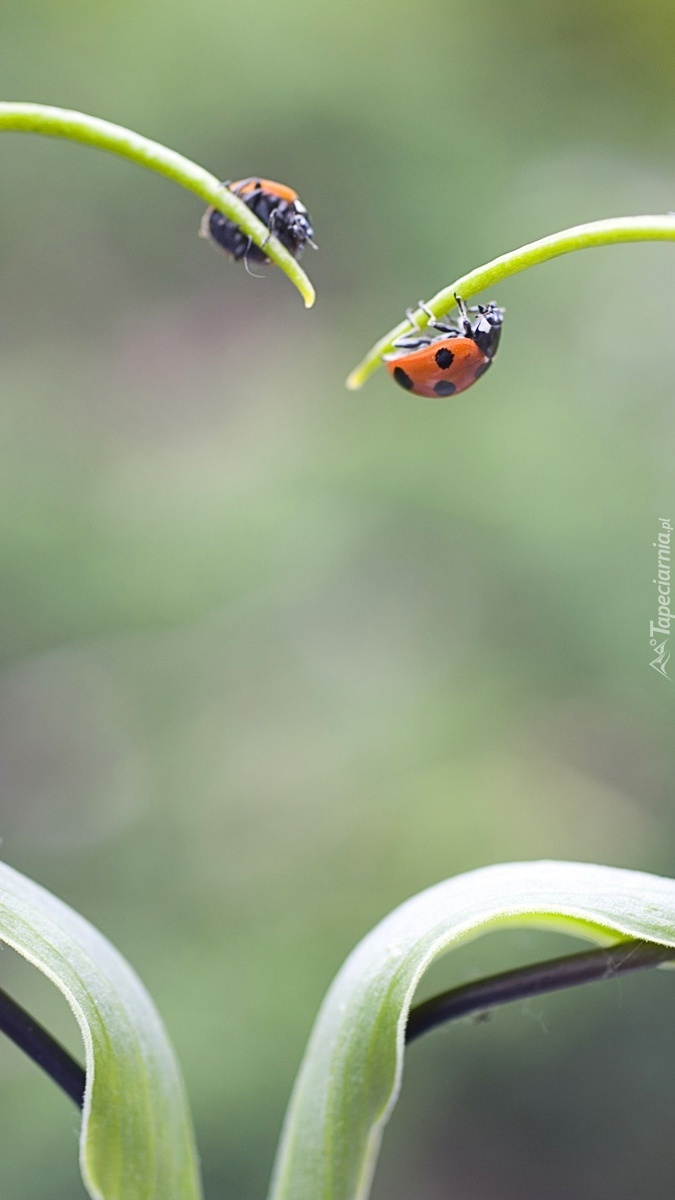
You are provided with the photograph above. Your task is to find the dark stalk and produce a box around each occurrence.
[1,940,673,1109]
[407,938,675,1043]
[0,984,85,1107]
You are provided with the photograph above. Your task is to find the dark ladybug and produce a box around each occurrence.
[200,177,315,264]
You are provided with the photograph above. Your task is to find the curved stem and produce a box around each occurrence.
[406,938,675,1043]
[1,939,672,1110]
[0,984,85,1107]
[346,214,675,389]
[0,102,315,308]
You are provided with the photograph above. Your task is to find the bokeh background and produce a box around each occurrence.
[1,1,675,1197]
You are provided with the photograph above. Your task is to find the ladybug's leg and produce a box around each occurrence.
[404,306,424,329]
[198,208,213,240]
[393,307,435,349]
[393,333,435,351]
[394,302,459,350]
[260,208,278,250]
[241,237,266,278]
[252,194,280,250]
[452,294,473,336]
[242,254,265,278]
[413,301,457,336]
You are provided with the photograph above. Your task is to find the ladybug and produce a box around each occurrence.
[384,295,504,398]
[200,177,315,264]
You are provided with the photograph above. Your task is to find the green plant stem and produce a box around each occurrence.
[406,938,675,1043]
[0,102,315,307]
[346,214,675,389]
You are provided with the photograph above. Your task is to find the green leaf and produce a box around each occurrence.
[268,861,675,1200]
[0,859,202,1200]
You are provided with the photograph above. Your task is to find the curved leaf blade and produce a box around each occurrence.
[268,861,675,1200]
[0,859,202,1200]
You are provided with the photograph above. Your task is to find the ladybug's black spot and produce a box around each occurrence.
[393,366,415,391]
[433,380,457,396]
[474,360,492,379]
[434,346,455,370]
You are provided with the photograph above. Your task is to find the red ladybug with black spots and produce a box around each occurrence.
[384,295,504,398]
[200,177,315,265]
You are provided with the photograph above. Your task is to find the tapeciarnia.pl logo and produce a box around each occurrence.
[650,517,673,679]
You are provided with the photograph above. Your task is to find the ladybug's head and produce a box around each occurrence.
[468,301,504,360]
[274,199,316,257]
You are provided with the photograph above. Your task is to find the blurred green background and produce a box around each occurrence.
[1,1,675,1197]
